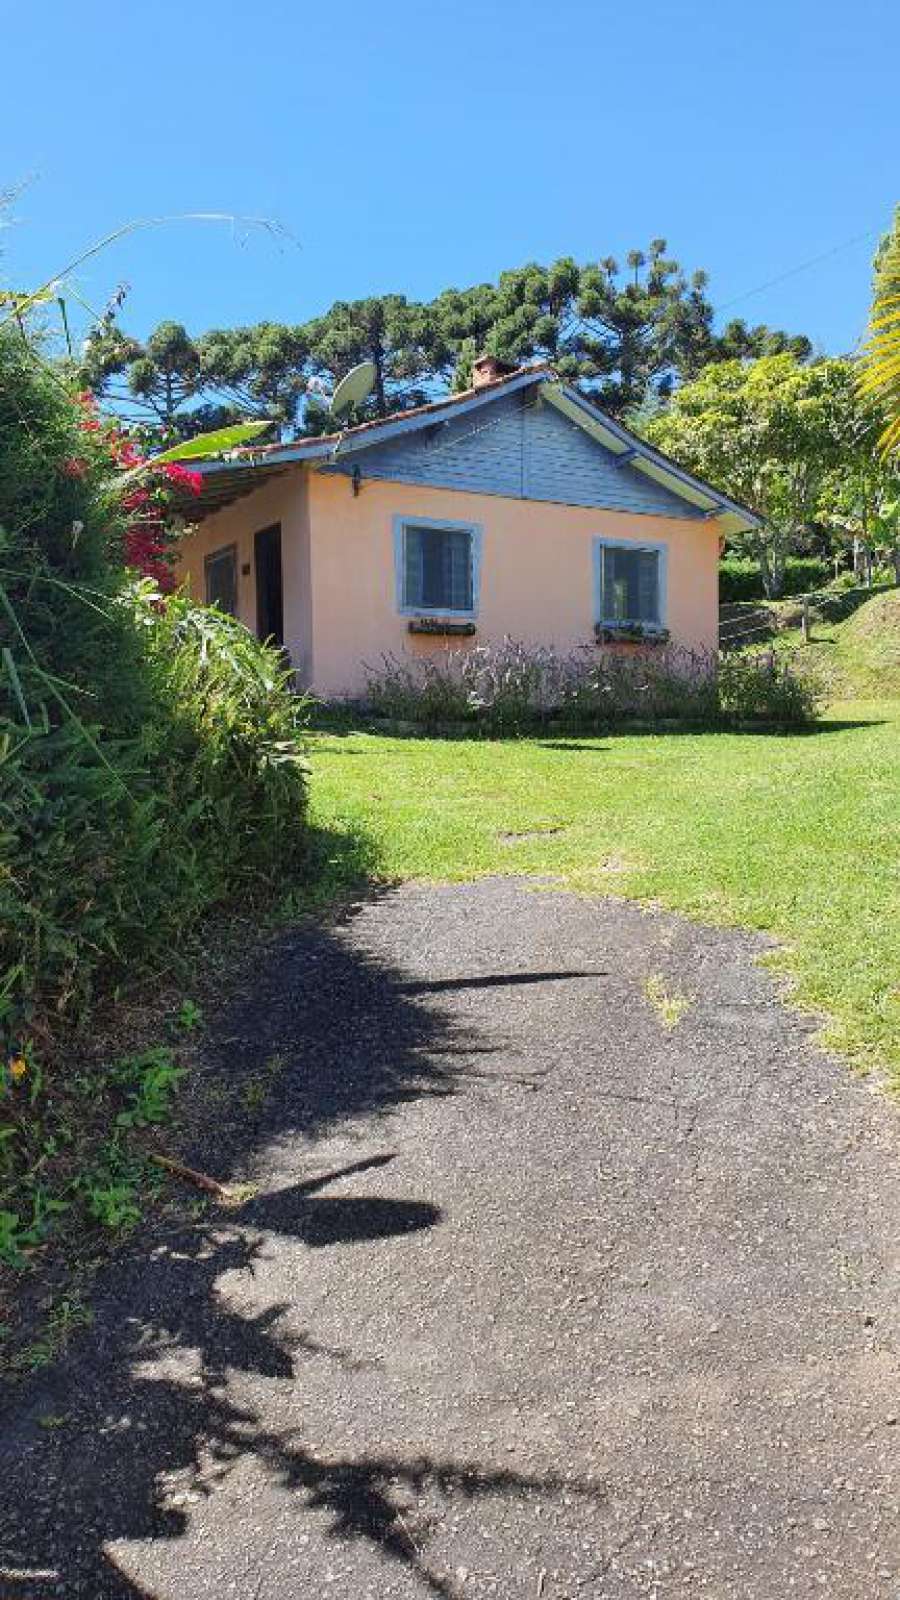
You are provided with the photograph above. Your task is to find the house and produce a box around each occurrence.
[174,357,760,699]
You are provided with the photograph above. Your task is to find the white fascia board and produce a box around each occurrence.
[545,381,762,531]
[714,510,751,538]
[629,456,719,510]
[540,383,631,455]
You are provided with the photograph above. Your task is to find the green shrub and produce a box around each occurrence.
[717,650,821,724]
[364,651,474,729]
[0,328,311,1277]
[0,586,309,1052]
[365,642,574,733]
[364,640,727,733]
[720,556,831,602]
[0,329,310,1053]
[559,646,720,727]
[362,640,818,733]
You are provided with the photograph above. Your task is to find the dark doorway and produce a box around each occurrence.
[254,523,284,646]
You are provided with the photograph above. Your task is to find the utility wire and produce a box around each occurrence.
[713,228,878,318]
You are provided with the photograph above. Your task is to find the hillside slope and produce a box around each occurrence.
[790,587,900,698]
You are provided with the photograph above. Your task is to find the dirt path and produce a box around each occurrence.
[3,880,900,1598]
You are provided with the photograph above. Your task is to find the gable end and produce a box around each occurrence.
[327,388,705,519]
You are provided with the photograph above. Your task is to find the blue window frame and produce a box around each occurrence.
[593,537,667,628]
[394,515,482,617]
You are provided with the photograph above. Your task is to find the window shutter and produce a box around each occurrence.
[601,546,616,620]
[205,547,238,615]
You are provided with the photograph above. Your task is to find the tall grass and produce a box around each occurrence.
[362,638,818,734]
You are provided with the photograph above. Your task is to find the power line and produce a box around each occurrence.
[713,228,878,318]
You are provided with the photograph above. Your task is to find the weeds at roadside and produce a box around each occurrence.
[643,975,692,1032]
[1,1292,93,1376]
[0,1046,184,1272]
[239,1052,287,1117]
[175,999,205,1033]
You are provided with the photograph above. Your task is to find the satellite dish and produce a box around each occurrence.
[331,360,376,417]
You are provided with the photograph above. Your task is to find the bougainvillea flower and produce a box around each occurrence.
[160,461,203,495]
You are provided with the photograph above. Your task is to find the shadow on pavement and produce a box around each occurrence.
[0,900,601,1600]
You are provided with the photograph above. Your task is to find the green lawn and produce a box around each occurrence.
[308,700,900,1082]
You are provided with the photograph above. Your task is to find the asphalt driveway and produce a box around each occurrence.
[3,879,900,1598]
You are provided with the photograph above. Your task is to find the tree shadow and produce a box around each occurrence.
[183,904,496,1159]
[0,910,602,1599]
[538,740,610,751]
[307,709,885,745]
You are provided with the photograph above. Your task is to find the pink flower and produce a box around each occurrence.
[159,461,203,495]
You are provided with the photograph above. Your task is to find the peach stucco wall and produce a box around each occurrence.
[174,466,721,699]
[173,467,313,683]
[307,472,721,698]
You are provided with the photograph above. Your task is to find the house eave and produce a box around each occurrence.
[179,361,762,533]
[541,382,762,531]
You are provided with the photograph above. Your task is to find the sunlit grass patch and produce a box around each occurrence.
[308,700,900,1084]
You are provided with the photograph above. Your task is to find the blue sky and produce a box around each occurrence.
[3,0,897,356]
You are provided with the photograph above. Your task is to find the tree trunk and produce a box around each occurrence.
[372,347,387,416]
[760,543,785,599]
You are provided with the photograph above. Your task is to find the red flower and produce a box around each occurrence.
[61,456,89,479]
[159,461,203,495]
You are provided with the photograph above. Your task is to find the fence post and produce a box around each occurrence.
[801,595,810,644]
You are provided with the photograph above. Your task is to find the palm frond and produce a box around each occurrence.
[858,209,900,459]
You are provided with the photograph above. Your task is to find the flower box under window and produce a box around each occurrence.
[595,622,670,646]
[408,617,477,637]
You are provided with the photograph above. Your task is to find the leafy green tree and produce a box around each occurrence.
[80,319,309,437]
[859,205,900,461]
[434,245,722,412]
[645,355,876,596]
[80,320,203,430]
[433,246,809,414]
[80,243,810,438]
[198,322,310,429]
[713,318,813,365]
[570,244,713,409]
[302,294,450,429]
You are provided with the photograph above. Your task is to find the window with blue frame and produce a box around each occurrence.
[399,520,477,613]
[596,542,663,626]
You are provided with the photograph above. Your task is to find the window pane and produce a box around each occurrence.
[637,550,658,622]
[405,525,473,611]
[601,545,658,624]
[205,546,237,615]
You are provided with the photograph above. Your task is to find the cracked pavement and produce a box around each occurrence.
[3,878,900,1597]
